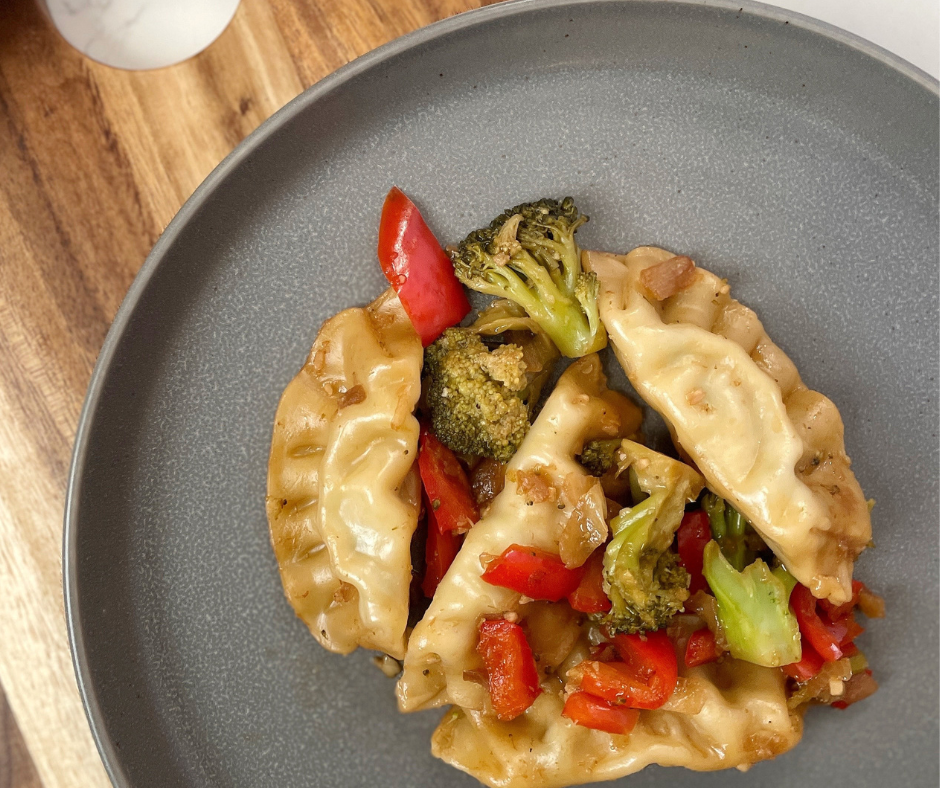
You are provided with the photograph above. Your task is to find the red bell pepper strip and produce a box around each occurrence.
[418,426,479,533]
[562,692,640,735]
[782,640,825,681]
[684,628,721,668]
[421,503,462,598]
[676,510,711,595]
[377,186,471,346]
[567,549,612,614]
[477,619,542,720]
[791,583,847,661]
[578,631,678,710]
[481,545,584,602]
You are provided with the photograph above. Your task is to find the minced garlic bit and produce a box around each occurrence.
[687,388,706,405]
[503,611,519,623]
[829,678,845,697]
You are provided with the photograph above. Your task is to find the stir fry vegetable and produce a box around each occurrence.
[563,692,640,735]
[600,443,703,634]
[676,510,712,596]
[417,426,479,533]
[573,630,679,710]
[702,541,801,668]
[477,618,542,720]
[377,187,470,345]
[450,198,606,358]
[481,545,583,602]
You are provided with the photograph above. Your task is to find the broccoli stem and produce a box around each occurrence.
[702,492,751,570]
[477,264,592,359]
[628,467,646,506]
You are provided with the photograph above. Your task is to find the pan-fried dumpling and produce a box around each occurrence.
[584,247,870,604]
[432,654,802,788]
[423,428,803,787]
[266,289,422,659]
[396,355,642,712]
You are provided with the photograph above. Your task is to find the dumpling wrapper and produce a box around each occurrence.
[266,289,422,659]
[423,400,801,788]
[433,656,802,788]
[396,355,642,713]
[584,247,870,604]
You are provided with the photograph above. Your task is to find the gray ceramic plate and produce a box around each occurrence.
[65,1,939,786]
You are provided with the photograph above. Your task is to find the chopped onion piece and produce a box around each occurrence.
[686,590,729,651]
[660,676,709,715]
[857,585,886,618]
[559,473,608,568]
[639,255,697,300]
[787,658,852,709]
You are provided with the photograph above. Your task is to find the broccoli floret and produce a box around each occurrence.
[600,442,704,634]
[702,541,801,667]
[450,198,607,358]
[424,328,530,462]
[578,439,623,476]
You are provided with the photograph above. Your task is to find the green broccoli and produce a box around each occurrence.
[470,299,559,409]
[423,328,531,462]
[450,198,607,358]
[701,492,769,570]
[578,439,623,476]
[600,442,704,633]
[702,541,801,667]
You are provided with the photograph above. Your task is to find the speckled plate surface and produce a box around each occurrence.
[64,1,939,786]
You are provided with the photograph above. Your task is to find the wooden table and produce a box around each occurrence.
[0,0,495,784]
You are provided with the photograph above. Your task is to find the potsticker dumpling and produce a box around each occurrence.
[266,289,422,659]
[584,247,870,604]
[396,355,642,713]
[430,437,802,788]
[433,657,801,788]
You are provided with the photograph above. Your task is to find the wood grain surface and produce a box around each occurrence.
[0,0,496,785]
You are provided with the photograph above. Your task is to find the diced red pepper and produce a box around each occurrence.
[676,510,711,595]
[839,612,865,647]
[684,628,721,668]
[578,631,678,710]
[562,692,640,735]
[791,583,845,661]
[477,619,542,720]
[841,641,860,659]
[567,549,611,613]
[782,640,825,681]
[418,426,479,533]
[612,631,679,706]
[481,545,584,602]
[377,186,471,346]
[421,503,462,598]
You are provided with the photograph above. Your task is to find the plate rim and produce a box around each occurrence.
[62,1,939,785]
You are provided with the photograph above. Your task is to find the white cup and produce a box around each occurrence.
[35,0,242,71]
